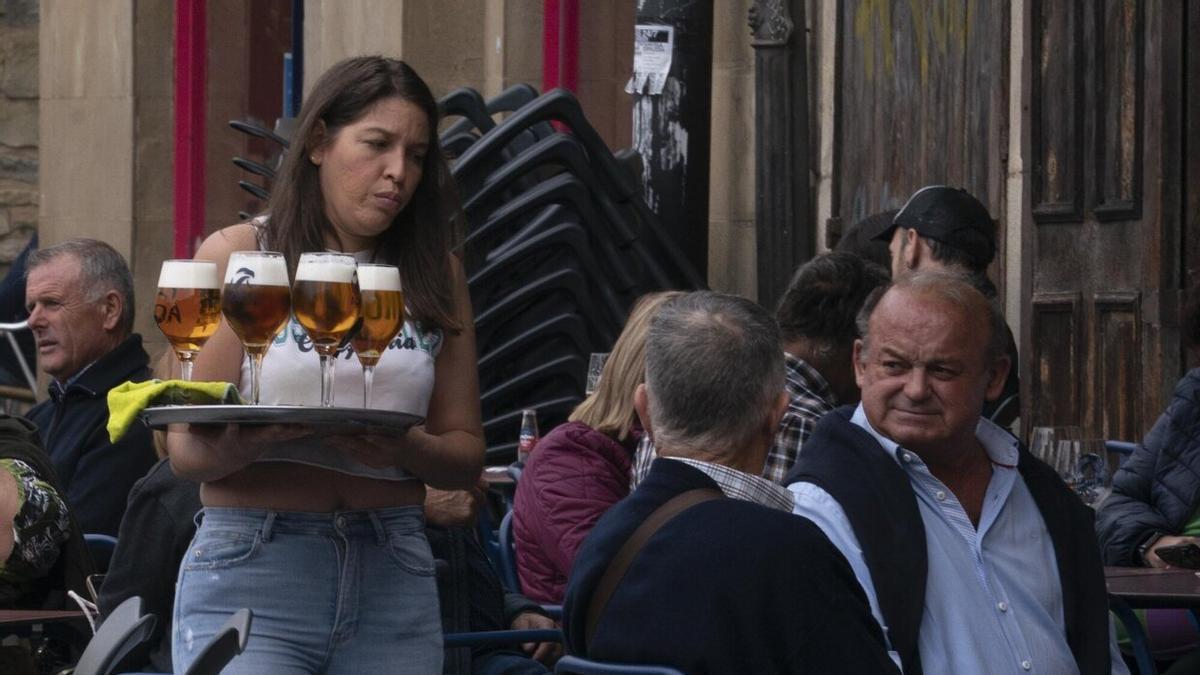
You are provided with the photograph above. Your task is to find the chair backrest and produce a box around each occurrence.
[498,509,521,593]
[554,655,685,675]
[183,608,253,675]
[84,533,119,575]
[72,596,157,675]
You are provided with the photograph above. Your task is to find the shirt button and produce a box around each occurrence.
[997,601,1008,612]
[336,516,347,528]
[901,452,913,463]
[1021,660,1031,670]
[935,490,946,501]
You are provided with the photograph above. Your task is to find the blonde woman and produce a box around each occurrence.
[512,292,682,603]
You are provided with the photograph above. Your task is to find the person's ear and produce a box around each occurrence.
[984,354,1012,402]
[903,228,922,270]
[308,121,329,166]
[99,290,122,332]
[634,384,652,438]
[765,390,788,436]
[853,338,867,387]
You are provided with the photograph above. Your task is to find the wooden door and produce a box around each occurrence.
[1023,0,1188,440]
[831,0,1011,299]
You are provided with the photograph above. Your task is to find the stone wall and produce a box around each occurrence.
[0,0,39,271]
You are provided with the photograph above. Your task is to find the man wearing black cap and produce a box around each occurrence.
[872,185,1020,426]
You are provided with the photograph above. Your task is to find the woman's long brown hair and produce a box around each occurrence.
[263,56,464,332]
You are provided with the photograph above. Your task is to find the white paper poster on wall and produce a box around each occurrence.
[625,24,674,95]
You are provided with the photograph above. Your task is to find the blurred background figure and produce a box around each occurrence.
[768,251,889,481]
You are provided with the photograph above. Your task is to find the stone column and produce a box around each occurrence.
[748,0,812,309]
[40,0,174,348]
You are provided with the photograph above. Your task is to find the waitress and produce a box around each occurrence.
[167,57,483,674]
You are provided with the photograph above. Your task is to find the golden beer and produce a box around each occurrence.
[155,287,221,353]
[220,283,292,353]
[156,260,221,380]
[293,252,360,407]
[292,279,362,355]
[352,288,404,367]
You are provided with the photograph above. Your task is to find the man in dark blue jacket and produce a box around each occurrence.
[563,291,897,674]
[22,239,156,536]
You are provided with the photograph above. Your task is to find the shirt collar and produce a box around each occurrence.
[849,403,1019,468]
[664,456,795,512]
[49,361,98,400]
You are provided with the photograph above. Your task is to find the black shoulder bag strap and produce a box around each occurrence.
[584,487,724,651]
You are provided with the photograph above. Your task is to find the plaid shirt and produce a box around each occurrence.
[761,354,838,483]
[630,353,838,488]
[664,457,795,513]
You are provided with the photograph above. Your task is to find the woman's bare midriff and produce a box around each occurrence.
[199,462,427,512]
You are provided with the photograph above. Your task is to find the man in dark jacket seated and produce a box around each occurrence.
[789,270,1126,674]
[563,291,897,674]
[22,239,157,536]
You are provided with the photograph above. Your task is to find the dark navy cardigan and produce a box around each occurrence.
[563,458,900,674]
[786,407,1110,675]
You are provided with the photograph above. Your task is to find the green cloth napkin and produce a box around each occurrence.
[107,379,244,442]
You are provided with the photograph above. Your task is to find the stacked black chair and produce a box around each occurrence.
[230,85,703,463]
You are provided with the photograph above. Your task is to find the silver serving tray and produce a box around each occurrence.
[141,405,423,431]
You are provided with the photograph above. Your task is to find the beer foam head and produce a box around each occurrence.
[159,260,219,289]
[225,251,290,286]
[356,265,402,291]
[295,254,359,283]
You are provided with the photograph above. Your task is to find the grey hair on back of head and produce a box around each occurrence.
[26,238,136,336]
[644,291,784,452]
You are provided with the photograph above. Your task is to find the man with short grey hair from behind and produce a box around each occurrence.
[23,239,157,536]
[563,291,898,674]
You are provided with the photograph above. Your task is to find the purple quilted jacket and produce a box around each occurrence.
[512,421,637,603]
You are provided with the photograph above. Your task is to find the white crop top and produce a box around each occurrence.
[238,248,443,480]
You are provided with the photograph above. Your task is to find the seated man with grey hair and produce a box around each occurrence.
[563,291,897,674]
[788,270,1127,674]
[23,239,156,536]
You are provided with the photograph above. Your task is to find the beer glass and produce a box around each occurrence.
[351,264,404,408]
[221,251,292,405]
[155,260,221,381]
[293,252,361,407]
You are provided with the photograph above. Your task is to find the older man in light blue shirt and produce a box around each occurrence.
[787,270,1127,674]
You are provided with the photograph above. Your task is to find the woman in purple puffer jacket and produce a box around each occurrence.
[512,292,682,603]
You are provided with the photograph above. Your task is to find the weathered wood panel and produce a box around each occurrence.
[1095,0,1143,220]
[1023,0,1184,439]
[1095,293,1141,439]
[833,0,1008,236]
[1030,294,1081,428]
[1030,0,1083,222]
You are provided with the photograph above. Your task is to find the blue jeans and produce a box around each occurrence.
[173,506,442,674]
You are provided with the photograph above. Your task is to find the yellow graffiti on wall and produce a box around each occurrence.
[854,0,974,84]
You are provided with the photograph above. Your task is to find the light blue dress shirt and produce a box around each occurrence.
[789,404,1128,675]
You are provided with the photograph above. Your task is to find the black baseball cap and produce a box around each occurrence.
[872,186,997,267]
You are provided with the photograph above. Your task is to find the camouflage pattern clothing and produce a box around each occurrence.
[0,458,70,605]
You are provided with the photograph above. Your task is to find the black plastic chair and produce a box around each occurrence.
[450,89,703,290]
[463,174,639,292]
[72,596,156,675]
[233,156,276,180]
[228,119,290,149]
[477,313,596,375]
